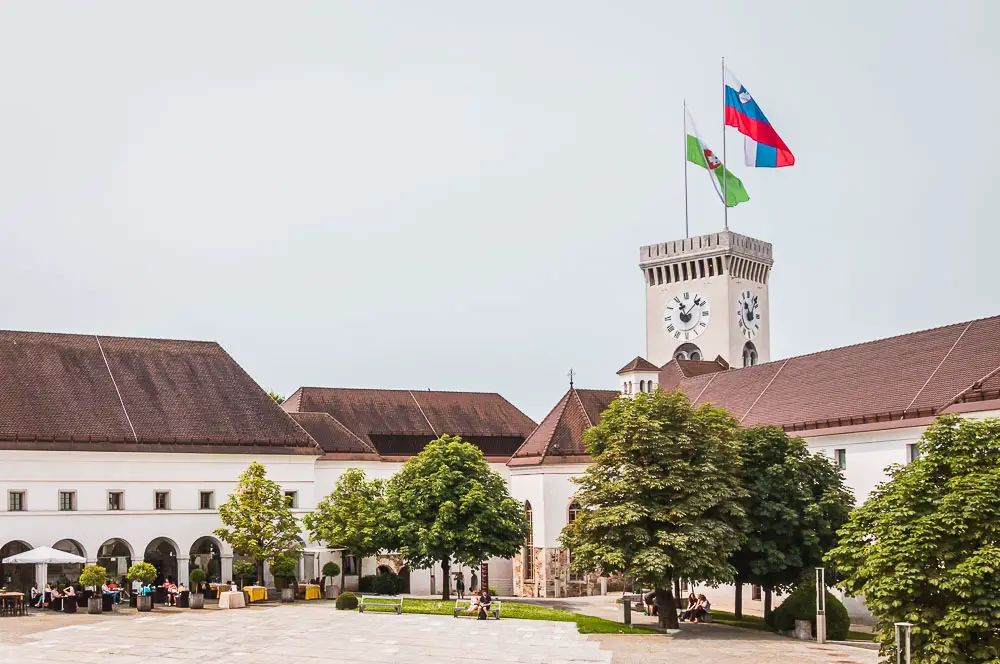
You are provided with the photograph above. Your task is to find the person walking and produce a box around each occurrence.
[455,572,465,600]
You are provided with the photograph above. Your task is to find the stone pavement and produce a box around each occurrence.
[0,603,611,664]
[0,601,879,663]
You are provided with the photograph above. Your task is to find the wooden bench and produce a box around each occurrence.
[453,598,501,619]
[358,594,403,615]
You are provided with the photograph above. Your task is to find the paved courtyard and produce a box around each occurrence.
[0,602,877,664]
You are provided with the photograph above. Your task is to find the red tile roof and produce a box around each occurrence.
[676,315,1000,431]
[0,330,319,454]
[288,412,381,460]
[509,388,618,465]
[282,387,536,458]
[616,356,660,374]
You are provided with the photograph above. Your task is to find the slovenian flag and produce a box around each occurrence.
[724,67,794,168]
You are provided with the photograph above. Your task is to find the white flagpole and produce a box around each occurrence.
[722,56,728,231]
[683,100,689,238]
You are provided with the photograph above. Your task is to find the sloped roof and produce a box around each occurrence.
[675,315,1000,431]
[0,330,319,454]
[288,412,381,460]
[282,387,536,459]
[509,388,618,466]
[616,356,660,374]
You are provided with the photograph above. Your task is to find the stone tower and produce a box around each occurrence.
[639,230,773,368]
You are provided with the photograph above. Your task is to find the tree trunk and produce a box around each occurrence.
[441,559,451,601]
[340,558,345,595]
[763,588,773,624]
[734,581,743,619]
[256,559,264,587]
[654,586,679,630]
[673,578,681,603]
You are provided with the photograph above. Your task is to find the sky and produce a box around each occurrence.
[0,1,996,422]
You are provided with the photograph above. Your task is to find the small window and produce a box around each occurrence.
[743,341,758,368]
[342,555,359,576]
[200,491,215,510]
[108,491,124,511]
[8,491,25,512]
[639,380,645,392]
[647,269,655,287]
[834,449,847,470]
[751,584,762,601]
[59,491,76,512]
[284,491,298,508]
[154,491,170,510]
[568,501,581,524]
[656,267,663,285]
[524,502,534,581]
[906,444,920,464]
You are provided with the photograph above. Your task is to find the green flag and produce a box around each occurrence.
[685,109,749,208]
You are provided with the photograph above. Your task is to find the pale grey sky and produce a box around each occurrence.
[1,1,995,421]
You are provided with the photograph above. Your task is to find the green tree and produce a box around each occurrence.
[304,468,393,594]
[384,435,529,600]
[215,461,301,585]
[559,390,746,629]
[730,426,853,621]
[232,560,257,588]
[268,391,285,405]
[827,415,1000,663]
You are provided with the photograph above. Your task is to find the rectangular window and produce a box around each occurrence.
[342,555,359,576]
[154,491,170,510]
[834,449,847,470]
[8,491,25,512]
[647,269,655,287]
[200,491,214,510]
[59,491,76,512]
[752,584,762,601]
[108,491,124,511]
[284,491,298,508]
[906,443,920,463]
[681,263,689,281]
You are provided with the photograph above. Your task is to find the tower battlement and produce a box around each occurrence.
[639,230,772,268]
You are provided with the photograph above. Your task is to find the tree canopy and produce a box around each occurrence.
[730,426,853,620]
[303,468,392,592]
[559,390,746,628]
[215,461,301,582]
[384,435,529,600]
[827,415,1000,663]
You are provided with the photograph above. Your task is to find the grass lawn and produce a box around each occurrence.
[708,609,875,642]
[338,598,655,634]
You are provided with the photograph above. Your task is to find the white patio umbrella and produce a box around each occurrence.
[3,546,86,564]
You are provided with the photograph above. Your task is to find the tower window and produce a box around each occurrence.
[717,256,724,275]
[639,380,645,392]
[656,267,663,285]
[707,259,715,277]
[681,263,689,281]
[673,264,680,282]
[742,341,758,368]
[698,260,706,278]
[674,343,702,362]
[647,269,655,287]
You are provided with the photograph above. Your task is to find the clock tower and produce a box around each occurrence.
[639,230,773,368]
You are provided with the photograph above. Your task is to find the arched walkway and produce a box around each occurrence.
[189,537,222,583]
[97,538,133,584]
[144,538,179,585]
[50,539,86,586]
[0,541,33,593]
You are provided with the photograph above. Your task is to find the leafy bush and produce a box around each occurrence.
[488,585,497,597]
[336,591,358,610]
[79,565,107,589]
[769,583,850,640]
[126,562,157,585]
[322,562,340,578]
[233,560,257,584]
[359,572,402,595]
[189,568,207,588]
[270,555,298,588]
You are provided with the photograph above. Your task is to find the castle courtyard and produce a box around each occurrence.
[0,602,877,664]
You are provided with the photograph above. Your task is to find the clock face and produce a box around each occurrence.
[664,291,710,341]
[736,290,762,339]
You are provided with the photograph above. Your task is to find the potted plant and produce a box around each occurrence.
[322,562,340,599]
[127,562,157,612]
[188,568,207,609]
[270,555,298,603]
[79,565,107,614]
[233,560,256,589]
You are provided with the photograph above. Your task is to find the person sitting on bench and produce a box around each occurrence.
[686,594,711,622]
[477,588,492,620]
[463,593,481,615]
[678,592,698,621]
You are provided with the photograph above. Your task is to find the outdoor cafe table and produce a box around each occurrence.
[0,592,24,617]
[244,586,268,603]
[302,584,321,601]
[218,592,246,610]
